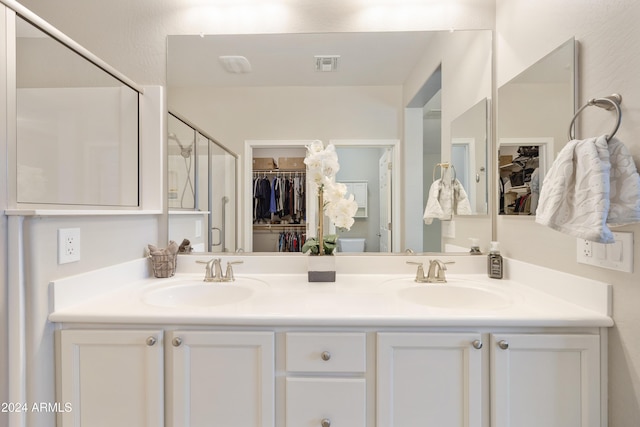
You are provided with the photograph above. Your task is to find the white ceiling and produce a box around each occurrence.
[167,31,439,88]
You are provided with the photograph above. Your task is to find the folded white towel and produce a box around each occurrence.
[423,178,473,224]
[535,135,640,243]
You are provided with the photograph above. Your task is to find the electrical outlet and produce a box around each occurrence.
[576,232,633,272]
[58,228,81,264]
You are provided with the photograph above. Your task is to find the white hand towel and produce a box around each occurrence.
[453,180,473,215]
[423,179,446,225]
[607,137,640,225]
[535,136,612,242]
[423,179,473,224]
[535,135,640,243]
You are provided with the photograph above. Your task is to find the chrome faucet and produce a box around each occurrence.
[197,258,243,282]
[406,259,454,283]
[426,259,448,283]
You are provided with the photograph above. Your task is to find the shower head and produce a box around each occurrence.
[168,132,193,158]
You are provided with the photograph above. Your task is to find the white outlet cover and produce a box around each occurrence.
[576,231,633,272]
[58,228,81,264]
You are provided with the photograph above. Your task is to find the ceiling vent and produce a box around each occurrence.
[218,56,252,74]
[315,55,340,72]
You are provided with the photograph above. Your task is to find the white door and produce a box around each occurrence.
[491,334,601,427]
[377,332,485,427]
[167,330,275,427]
[378,149,392,252]
[57,329,164,427]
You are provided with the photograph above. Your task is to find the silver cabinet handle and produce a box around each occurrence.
[172,337,183,347]
[498,340,509,350]
[472,339,483,350]
[321,351,331,361]
[146,336,157,346]
[321,418,331,427]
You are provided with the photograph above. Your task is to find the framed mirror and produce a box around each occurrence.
[167,30,492,253]
[497,38,577,216]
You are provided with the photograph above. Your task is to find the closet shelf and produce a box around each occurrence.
[253,223,306,229]
[254,169,306,173]
[506,185,530,194]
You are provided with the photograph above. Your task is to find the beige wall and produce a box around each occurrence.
[496,0,640,424]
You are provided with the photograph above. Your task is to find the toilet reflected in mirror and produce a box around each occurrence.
[338,238,366,253]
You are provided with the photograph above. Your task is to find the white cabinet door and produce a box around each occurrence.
[491,334,601,427]
[57,329,164,427]
[377,332,485,427]
[167,330,275,427]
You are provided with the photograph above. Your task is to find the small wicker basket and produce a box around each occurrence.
[148,252,177,278]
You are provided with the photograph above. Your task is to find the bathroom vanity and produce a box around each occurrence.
[49,255,611,427]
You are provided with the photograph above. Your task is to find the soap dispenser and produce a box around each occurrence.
[487,241,503,279]
[469,238,482,255]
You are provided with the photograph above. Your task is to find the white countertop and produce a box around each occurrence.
[48,255,613,328]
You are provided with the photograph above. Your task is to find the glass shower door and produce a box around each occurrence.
[208,141,237,252]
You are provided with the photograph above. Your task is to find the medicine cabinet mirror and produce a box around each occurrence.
[497,38,577,216]
[15,16,140,207]
[167,30,492,253]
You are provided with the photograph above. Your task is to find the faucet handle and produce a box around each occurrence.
[406,261,426,282]
[224,260,244,281]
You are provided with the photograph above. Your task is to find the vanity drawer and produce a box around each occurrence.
[286,377,366,427]
[285,332,366,373]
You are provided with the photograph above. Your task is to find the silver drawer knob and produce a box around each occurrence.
[498,340,509,350]
[172,337,183,347]
[321,351,331,361]
[146,336,157,347]
[472,339,483,350]
[321,418,331,427]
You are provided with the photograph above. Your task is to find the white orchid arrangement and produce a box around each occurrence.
[302,140,358,255]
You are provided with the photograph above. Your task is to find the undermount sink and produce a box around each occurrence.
[143,278,267,308]
[383,278,513,310]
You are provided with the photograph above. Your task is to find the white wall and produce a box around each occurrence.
[0,5,9,426]
[170,85,403,154]
[496,0,640,424]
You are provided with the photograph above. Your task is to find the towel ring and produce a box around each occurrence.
[568,93,622,142]
[433,162,456,183]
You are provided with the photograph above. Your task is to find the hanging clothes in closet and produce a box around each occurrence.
[277,230,306,252]
[253,172,306,223]
[253,174,272,222]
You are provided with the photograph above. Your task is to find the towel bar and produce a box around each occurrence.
[433,162,456,183]
[568,93,622,142]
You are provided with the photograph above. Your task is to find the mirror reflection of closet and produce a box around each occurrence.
[497,38,577,216]
[251,146,307,253]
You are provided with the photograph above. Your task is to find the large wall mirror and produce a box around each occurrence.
[167,30,492,253]
[498,38,577,216]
